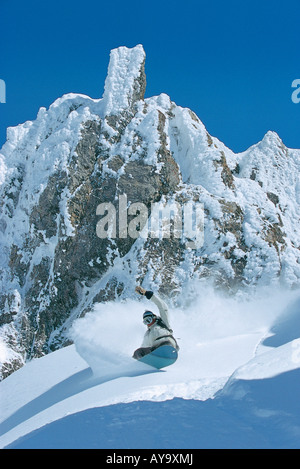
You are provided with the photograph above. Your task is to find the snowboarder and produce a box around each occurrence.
[133,286,179,359]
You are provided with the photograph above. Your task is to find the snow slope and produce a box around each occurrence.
[1,285,300,449]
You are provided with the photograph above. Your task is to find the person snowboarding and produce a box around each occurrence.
[133,286,179,360]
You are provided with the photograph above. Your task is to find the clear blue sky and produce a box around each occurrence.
[0,0,299,152]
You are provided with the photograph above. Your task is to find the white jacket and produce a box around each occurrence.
[141,293,177,349]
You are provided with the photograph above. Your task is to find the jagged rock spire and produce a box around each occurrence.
[101,45,146,116]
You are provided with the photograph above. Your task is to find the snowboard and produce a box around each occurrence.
[135,345,178,369]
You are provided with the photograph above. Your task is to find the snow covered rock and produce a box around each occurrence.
[0,45,300,379]
[101,44,146,116]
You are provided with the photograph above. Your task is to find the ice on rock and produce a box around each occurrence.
[101,44,146,116]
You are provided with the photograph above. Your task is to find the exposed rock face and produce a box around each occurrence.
[0,45,300,378]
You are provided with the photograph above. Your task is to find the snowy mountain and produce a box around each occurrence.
[0,288,299,449]
[0,44,300,380]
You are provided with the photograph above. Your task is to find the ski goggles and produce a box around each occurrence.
[143,312,155,324]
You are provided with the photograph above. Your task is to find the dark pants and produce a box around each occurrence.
[132,347,153,359]
[133,340,176,360]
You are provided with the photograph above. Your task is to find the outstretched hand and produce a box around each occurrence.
[135,286,146,296]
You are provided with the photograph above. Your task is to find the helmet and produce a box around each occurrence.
[143,310,156,325]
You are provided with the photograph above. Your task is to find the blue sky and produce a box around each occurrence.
[0,0,299,152]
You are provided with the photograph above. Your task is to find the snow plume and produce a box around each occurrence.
[174,283,298,340]
[70,300,147,376]
[70,283,299,379]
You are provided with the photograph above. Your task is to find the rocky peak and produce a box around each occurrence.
[259,131,284,149]
[101,44,146,116]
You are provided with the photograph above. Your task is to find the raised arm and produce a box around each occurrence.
[149,293,171,329]
[135,286,171,329]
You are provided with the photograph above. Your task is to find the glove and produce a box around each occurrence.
[135,286,146,296]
